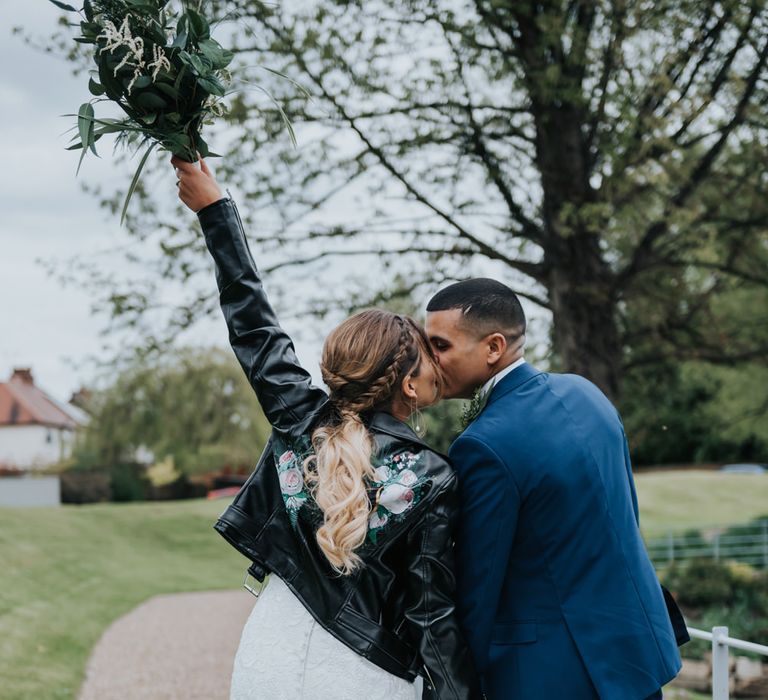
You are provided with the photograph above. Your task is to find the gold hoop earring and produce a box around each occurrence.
[409,398,427,438]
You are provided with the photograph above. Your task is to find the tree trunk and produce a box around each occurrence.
[528,74,622,399]
[547,236,622,402]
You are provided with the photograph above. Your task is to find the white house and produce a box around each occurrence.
[0,368,88,471]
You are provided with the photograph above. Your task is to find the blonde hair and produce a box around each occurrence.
[303,310,440,574]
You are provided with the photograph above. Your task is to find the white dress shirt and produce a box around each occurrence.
[481,357,527,397]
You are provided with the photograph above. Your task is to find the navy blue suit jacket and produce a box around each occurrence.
[449,364,681,699]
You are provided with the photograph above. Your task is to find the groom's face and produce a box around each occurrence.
[426,309,492,400]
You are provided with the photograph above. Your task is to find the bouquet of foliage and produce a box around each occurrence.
[51,0,235,222]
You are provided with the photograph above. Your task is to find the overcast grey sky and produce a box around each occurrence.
[0,1,128,400]
[0,2,327,402]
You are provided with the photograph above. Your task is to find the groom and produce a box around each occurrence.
[426,279,683,700]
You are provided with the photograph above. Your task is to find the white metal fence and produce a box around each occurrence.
[645,520,768,569]
[687,626,768,700]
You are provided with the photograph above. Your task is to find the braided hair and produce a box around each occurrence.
[303,310,439,574]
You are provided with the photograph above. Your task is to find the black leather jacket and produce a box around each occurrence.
[197,198,480,699]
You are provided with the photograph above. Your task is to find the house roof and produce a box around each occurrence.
[0,369,83,429]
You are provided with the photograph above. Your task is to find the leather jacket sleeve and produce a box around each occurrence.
[404,474,482,700]
[197,197,328,436]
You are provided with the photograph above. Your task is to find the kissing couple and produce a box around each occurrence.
[173,156,687,700]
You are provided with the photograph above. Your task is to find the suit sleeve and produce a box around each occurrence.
[621,430,641,525]
[449,434,520,673]
[617,416,690,645]
[402,474,482,700]
[197,198,327,435]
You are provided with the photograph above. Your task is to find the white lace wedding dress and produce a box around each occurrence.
[230,575,423,700]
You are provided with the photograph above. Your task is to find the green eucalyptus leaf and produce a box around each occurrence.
[66,133,104,151]
[48,0,78,11]
[173,15,188,47]
[121,140,157,225]
[196,134,210,157]
[93,120,128,135]
[125,0,155,10]
[185,9,210,41]
[76,102,95,174]
[198,39,233,69]
[171,31,188,49]
[132,76,153,90]
[88,78,106,96]
[133,91,169,111]
[178,51,206,75]
[154,82,179,100]
[98,58,124,94]
[197,75,225,97]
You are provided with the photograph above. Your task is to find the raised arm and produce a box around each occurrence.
[173,156,328,435]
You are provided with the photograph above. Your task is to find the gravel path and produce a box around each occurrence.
[78,589,255,700]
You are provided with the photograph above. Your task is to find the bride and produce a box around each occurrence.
[172,156,480,700]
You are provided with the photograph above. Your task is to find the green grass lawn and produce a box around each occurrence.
[636,470,768,535]
[1,471,766,699]
[0,498,248,700]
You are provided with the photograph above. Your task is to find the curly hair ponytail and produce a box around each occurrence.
[303,310,437,574]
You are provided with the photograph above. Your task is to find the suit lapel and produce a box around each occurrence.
[485,363,544,407]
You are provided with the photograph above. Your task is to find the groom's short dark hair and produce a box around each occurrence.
[426,278,526,339]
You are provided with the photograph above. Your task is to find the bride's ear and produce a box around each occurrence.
[401,374,418,400]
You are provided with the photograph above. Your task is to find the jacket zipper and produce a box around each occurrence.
[422,663,438,697]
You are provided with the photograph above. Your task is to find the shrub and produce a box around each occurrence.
[59,470,111,504]
[663,559,739,608]
[109,463,148,502]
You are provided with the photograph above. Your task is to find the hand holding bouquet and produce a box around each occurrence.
[52,0,235,221]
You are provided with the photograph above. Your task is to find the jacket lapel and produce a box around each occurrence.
[368,411,431,449]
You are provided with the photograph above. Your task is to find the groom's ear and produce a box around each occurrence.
[486,333,508,365]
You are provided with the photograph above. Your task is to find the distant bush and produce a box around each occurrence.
[60,471,111,504]
[662,559,768,659]
[109,463,148,502]
[146,476,207,501]
[664,559,767,608]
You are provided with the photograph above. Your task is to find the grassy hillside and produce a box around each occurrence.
[635,470,768,534]
[0,499,247,699]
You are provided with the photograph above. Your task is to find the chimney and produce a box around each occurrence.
[69,387,92,412]
[10,368,34,385]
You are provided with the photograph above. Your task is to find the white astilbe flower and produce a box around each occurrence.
[147,44,171,81]
[207,99,227,117]
[96,16,146,94]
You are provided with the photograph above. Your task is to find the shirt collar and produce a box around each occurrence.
[481,357,526,397]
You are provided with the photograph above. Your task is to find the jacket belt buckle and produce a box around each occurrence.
[243,568,267,599]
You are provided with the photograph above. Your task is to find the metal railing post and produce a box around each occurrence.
[711,626,729,700]
[762,521,767,568]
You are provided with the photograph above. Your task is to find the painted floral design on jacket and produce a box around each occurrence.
[273,435,312,527]
[273,436,428,543]
[367,451,428,545]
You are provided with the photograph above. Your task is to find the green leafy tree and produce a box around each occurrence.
[39,0,768,402]
[70,347,272,475]
[620,232,768,464]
